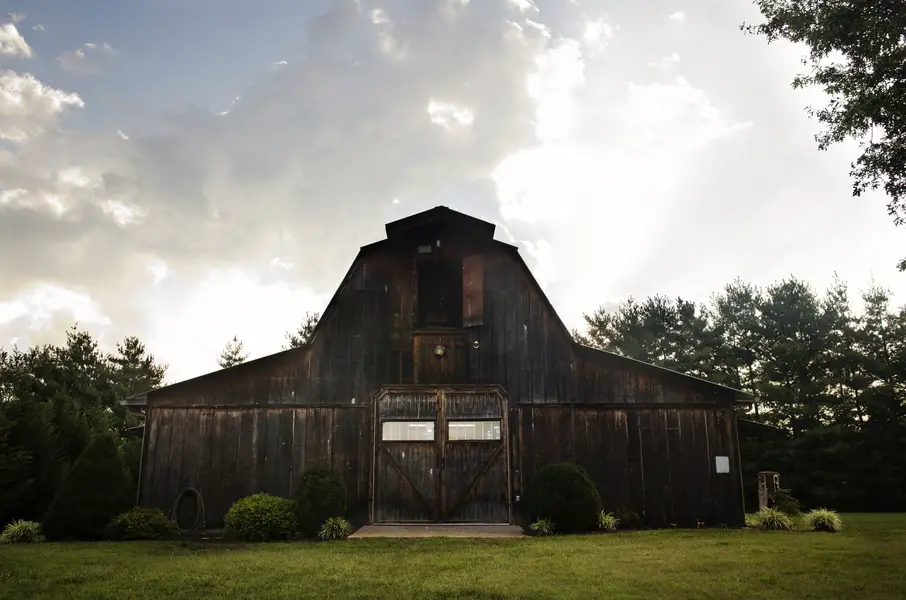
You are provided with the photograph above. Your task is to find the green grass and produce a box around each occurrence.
[1,514,904,600]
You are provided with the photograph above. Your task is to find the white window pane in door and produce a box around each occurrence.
[448,420,501,441]
[381,421,435,441]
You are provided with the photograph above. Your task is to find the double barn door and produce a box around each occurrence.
[372,386,511,523]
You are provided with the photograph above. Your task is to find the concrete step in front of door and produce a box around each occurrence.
[349,524,527,539]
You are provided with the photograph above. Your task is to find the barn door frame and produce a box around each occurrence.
[370,385,512,524]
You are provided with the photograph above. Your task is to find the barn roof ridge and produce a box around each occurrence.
[124,206,753,405]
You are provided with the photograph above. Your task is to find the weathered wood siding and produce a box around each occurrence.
[513,403,743,528]
[140,405,371,527]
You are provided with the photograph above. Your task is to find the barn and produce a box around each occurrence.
[124,206,751,530]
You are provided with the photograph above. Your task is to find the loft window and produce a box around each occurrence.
[417,258,462,327]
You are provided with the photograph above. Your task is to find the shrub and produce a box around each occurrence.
[1,520,42,543]
[294,468,346,537]
[804,508,842,533]
[41,432,133,541]
[104,507,178,541]
[598,511,619,532]
[529,519,555,536]
[526,462,602,534]
[318,516,353,540]
[769,488,801,516]
[224,493,298,542]
[757,507,794,531]
[744,513,761,528]
[613,506,642,529]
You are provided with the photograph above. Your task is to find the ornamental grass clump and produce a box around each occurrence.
[530,519,555,536]
[1,520,42,543]
[804,508,842,533]
[757,507,794,531]
[598,511,619,532]
[317,517,353,541]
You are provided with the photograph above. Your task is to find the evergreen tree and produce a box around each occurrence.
[709,279,765,414]
[41,431,133,540]
[284,311,320,349]
[218,335,249,369]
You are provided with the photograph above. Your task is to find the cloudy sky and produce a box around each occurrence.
[1,0,903,384]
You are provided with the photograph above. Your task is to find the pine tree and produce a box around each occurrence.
[283,312,320,349]
[218,335,249,369]
[41,431,133,540]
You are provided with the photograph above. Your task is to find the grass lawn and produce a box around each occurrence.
[1,513,904,600]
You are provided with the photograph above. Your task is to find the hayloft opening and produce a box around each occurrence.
[417,257,462,328]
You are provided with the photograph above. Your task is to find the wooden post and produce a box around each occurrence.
[757,471,780,510]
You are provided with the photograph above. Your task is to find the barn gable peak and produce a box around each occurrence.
[384,206,496,242]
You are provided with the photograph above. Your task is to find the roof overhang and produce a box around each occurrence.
[122,392,149,410]
[574,343,755,404]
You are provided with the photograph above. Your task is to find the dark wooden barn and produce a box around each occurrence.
[124,206,751,530]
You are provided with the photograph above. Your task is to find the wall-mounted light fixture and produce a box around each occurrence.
[472,340,480,349]
[434,345,446,357]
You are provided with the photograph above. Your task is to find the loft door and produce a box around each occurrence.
[372,386,510,524]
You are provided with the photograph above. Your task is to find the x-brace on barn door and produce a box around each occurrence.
[371,385,511,524]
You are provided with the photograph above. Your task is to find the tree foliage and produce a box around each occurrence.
[0,325,167,527]
[284,311,320,349]
[41,431,133,540]
[578,275,906,511]
[743,1,906,268]
[217,335,249,369]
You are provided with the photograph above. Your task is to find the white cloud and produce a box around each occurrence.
[581,17,615,56]
[0,284,111,332]
[0,23,31,58]
[669,11,686,22]
[0,70,84,142]
[147,259,170,285]
[527,40,585,142]
[649,52,681,69]
[8,13,25,23]
[117,129,129,140]
[270,256,294,271]
[507,0,538,13]
[426,100,474,130]
[57,42,117,73]
[31,24,43,32]
[141,268,329,380]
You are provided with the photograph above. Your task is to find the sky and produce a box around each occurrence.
[1,0,904,384]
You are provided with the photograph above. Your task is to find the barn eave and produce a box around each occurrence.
[573,343,754,404]
[119,344,311,408]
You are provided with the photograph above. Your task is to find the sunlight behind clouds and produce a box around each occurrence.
[0,0,904,381]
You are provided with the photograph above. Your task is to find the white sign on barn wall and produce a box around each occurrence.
[715,456,730,474]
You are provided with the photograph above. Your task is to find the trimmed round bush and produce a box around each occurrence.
[526,462,602,534]
[41,432,133,541]
[224,493,298,542]
[1,520,42,543]
[804,508,842,532]
[294,468,346,537]
[105,507,178,541]
[757,507,794,531]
